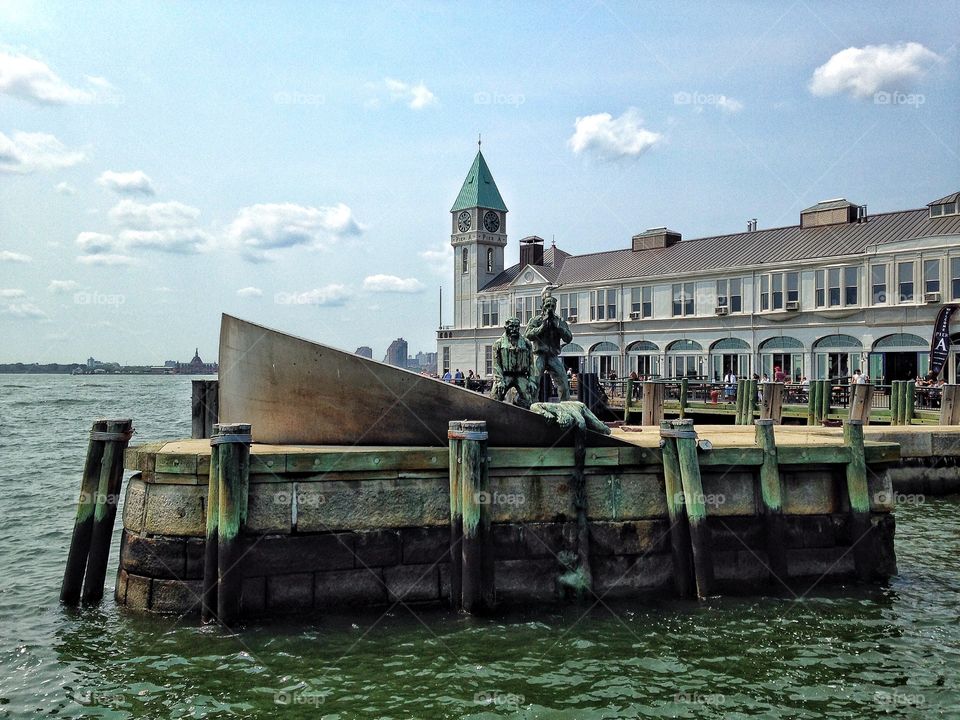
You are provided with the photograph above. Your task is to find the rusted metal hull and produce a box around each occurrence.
[218,315,623,447]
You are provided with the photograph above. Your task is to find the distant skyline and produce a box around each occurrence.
[1,1,958,363]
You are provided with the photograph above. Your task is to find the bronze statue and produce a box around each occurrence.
[525,287,572,400]
[492,316,536,408]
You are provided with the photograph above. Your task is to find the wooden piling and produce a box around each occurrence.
[679,378,689,419]
[447,421,464,609]
[904,380,916,425]
[843,419,874,581]
[672,419,714,598]
[849,383,874,424]
[940,384,960,425]
[819,380,831,423]
[755,419,788,582]
[659,421,693,598]
[201,423,222,622]
[61,420,109,605]
[191,380,219,439]
[641,382,663,426]
[624,379,635,423]
[807,380,818,426]
[459,420,493,613]
[216,422,251,626]
[81,418,134,605]
[890,381,902,426]
[746,379,758,424]
[760,382,784,423]
[735,379,746,424]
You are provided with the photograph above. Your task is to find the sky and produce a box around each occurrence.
[0,1,957,365]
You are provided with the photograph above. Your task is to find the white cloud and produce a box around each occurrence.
[419,242,453,275]
[55,181,77,195]
[108,198,199,229]
[375,78,438,110]
[76,253,134,266]
[1,302,48,319]
[75,231,117,255]
[716,96,743,113]
[48,280,79,293]
[0,131,86,173]
[275,285,350,306]
[363,274,425,293]
[236,286,263,298]
[0,288,25,297]
[92,199,213,255]
[809,42,943,98]
[0,49,110,105]
[0,250,32,262]
[227,202,365,261]
[97,170,156,196]
[568,108,663,160]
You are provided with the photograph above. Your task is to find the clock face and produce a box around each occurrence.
[457,211,471,232]
[483,210,500,233]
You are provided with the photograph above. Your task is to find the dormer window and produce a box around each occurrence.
[928,192,959,218]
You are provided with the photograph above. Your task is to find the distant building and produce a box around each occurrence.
[355,346,373,359]
[175,348,218,375]
[415,351,438,373]
[384,338,408,367]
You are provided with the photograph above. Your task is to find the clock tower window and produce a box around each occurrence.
[461,247,468,274]
[486,248,494,273]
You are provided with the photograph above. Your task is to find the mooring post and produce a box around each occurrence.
[459,420,493,613]
[191,380,219,439]
[806,381,818,426]
[843,419,874,581]
[641,382,663,426]
[746,379,758,424]
[760,382,783,423]
[904,380,916,426]
[849,383,874,424]
[672,418,714,598]
[216,422,251,626]
[659,421,693,598]
[447,421,464,609]
[61,420,109,605]
[755,419,788,582]
[624,379,635,423]
[735,379,745,424]
[940,384,960,425]
[890,381,903,426]
[679,378,689,419]
[819,380,831,423]
[201,423,222,622]
[81,418,134,605]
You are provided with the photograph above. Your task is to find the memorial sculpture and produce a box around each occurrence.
[524,286,573,401]
[491,316,537,408]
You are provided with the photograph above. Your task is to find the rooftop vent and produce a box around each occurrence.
[800,198,859,228]
[632,227,681,251]
[746,218,758,232]
[519,235,544,267]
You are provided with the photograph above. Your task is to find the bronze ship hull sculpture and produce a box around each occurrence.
[217,314,623,448]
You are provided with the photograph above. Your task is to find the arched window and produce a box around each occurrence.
[461,247,468,274]
[486,247,494,273]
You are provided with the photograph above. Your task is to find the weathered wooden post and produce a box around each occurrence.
[61,420,109,605]
[201,424,222,622]
[904,380,916,425]
[659,421,693,598]
[459,420,493,613]
[807,381,818,426]
[81,419,135,605]
[819,380,831,423]
[215,422,251,626]
[191,380,219,439]
[755,419,788,582]
[624,379,635,423]
[849,383,874,424]
[760,382,784,423]
[679,378,689,419]
[672,418,714,599]
[890,381,903,426]
[735,379,746,424]
[843,419,874,581]
[447,421,464,609]
[940,384,960,425]
[641,381,663,426]
[746,379,758,424]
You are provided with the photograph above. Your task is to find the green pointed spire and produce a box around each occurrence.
[450,150,508,213]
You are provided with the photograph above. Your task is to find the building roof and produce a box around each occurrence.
[481,204,960,291]
[450,150,508,213]
[801,198,856,213]
[929,191,960,206]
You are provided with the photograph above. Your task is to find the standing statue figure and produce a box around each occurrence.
[492,316,537,408]
[525,286,573,401]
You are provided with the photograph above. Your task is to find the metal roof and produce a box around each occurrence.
[929,191,960,206]
[481,206,960,291]
[450,151,508,213]
[801,198,856,213]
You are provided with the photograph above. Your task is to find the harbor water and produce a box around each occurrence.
[0,375,958,718]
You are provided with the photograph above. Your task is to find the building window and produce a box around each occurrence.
[844,267,858,306]
[484,345,493,376]
[871,264,887,304]
[716,279,742,313]
[924,259,941,295]
[816,267,857,308]
[760,272,796,311]
[898,261,914,303]
[461,247,468,274]
[514,295,535,324]
[931,201,958,218]
[486,248,494,273]
[786,272,799,306]
[589,289,617,321]
[442,346,450,373]
[672,283,695,317]
[828,268,841,307]
[630,286,653,318]
[480,299,500,327]
[558,292,576,320]
[815,270,825,307]
[952,258,960,300]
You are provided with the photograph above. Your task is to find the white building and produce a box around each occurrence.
[437,152,960,385]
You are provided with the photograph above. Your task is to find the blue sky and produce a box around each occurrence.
[0,0,957,364]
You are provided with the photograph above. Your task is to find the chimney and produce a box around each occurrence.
[520,235,544,267]
[632,227,681,251]
[747,218,757,232]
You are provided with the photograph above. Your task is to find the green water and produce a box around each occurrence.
[1,376,958,718]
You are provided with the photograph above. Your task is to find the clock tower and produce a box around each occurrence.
[450,148,508,328]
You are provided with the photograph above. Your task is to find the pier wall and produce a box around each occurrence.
[117,440,898,616]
